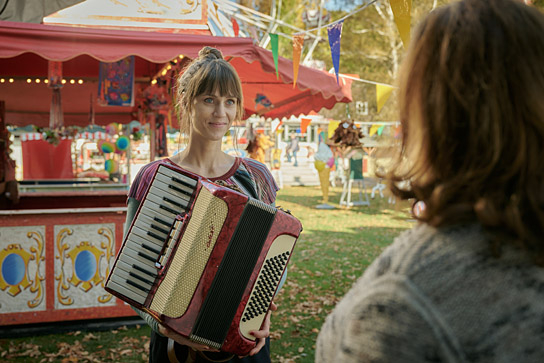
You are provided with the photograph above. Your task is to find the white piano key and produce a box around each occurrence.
[142,198,178,219]
[117,260,156,284]
[139,208,172,228]
[116,251,157,276]
[152,174,193,201]
[131,224,167,246]
[113,266,153,292]
[127,230,165,251]
[106,279,147,305]
[147,188,189,211]
[121,244,159,267]
[157,165,198,188]
[135,213,170,235]
[124,238,160,262]
[108,274,149,301]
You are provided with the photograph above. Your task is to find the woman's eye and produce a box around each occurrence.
[226,99,236,106]
[204,97,214,103]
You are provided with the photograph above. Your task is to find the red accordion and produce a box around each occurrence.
[105,163,302,356]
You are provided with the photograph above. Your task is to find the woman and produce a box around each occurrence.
[126,47,279,363]
[316,0,544,362]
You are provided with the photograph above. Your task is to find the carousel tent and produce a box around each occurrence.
[0,20,353,128]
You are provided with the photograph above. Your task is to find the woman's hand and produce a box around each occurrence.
[246,302,278,356]
[158,324,219,352]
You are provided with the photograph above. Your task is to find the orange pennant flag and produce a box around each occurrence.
[292,34,304,88]
[300,117,312,134]
[275,120,284,133]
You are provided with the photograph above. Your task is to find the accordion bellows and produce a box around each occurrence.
[105,164,302,356]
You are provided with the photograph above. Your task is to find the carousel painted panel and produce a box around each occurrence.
[54,223,116,310]
[0,226,46,314]
[0,209,137,326]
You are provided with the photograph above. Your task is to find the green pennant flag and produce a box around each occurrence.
[270,33,279,79]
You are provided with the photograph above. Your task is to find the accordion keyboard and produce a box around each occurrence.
[106,165,198,305]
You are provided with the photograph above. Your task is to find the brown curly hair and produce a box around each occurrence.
[175,46,244,136]
[384,0,544,263]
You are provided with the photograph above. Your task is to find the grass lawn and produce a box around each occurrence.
[0,185,414,363]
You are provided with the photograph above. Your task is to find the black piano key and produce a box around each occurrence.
[168,184,193,197]
[129,271,154,286]
[147,231,166,243]
[163,196,184,209]
[151,223,169,235]
[133,264,157,278]
[153,216,171,227]
[159,204,177,215]
[141,243,161,255]
[138,251,156,263]
[130,228,164,250]
[171,176,195,190]
[126,279,150,294]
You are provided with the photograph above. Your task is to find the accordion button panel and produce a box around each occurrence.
[106,165,198,307]
[239,234,297,340]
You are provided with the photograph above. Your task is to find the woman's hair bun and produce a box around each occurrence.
[199,46,223,61]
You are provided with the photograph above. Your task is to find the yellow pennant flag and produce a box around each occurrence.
[390,0,411,48]
[376,84,395,113]
[328,120,340,139]
[292,34,304,88]
[369,124,381,137]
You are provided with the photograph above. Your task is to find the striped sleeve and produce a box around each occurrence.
[127,159,167,202]
[239,158,279,205]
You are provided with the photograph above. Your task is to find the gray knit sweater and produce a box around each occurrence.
[316,223,544,362]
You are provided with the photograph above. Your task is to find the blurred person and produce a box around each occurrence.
[316,0,544,361]
[287,133,300,166]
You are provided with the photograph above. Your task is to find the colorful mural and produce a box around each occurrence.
[54,224,116,309]
[0,226,46,313]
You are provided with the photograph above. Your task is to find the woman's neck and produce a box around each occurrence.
[172,140,235,178]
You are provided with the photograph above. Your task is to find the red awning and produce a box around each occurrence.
[0,20,352,127]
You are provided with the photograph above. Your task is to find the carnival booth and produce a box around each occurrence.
[0,20,352,327]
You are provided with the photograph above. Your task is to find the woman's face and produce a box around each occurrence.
[190,89,237,142]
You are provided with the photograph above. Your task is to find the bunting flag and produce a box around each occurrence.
[369,124,381,137]
[300,117,312,134]
[390,0,411,47]
[328,120,340,139]
[327,20,344,84]
[292,34,305,88]
[231,17,240,37]
[394,124,402,138]
[274,119,283,133]
[270,33,279,79]
[376,84,395,113]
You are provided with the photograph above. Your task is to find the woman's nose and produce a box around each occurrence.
[214,103,226,116]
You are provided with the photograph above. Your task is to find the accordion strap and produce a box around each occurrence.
[166,338,235,363]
